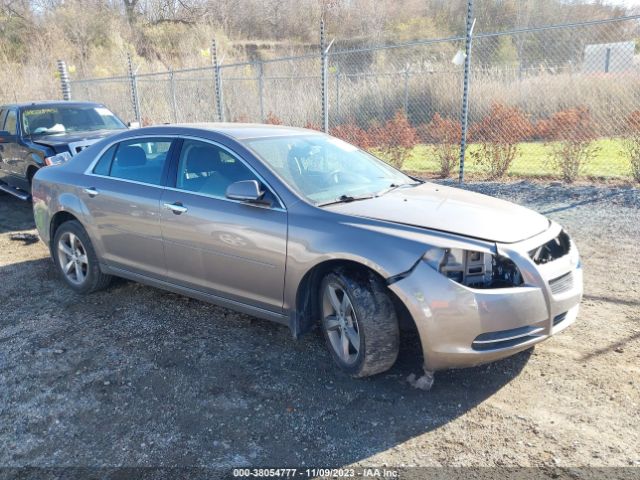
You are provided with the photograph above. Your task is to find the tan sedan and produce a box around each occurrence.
[32,124,583,377]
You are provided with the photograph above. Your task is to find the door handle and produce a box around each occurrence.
[163,202,188,214]
[84,187,99,197]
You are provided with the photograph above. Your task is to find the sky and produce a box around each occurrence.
[609,0,640,7]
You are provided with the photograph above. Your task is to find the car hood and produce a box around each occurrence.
[324,182,550,243]
[32,129,124,149]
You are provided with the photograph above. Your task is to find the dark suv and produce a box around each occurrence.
[0,101,128,200]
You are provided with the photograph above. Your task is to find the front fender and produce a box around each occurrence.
[284,219,426,312]
[22,151,45,178]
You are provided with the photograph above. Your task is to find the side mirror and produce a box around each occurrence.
[226,180,265,203]
[0,130,11,143]
[127,121,140,129]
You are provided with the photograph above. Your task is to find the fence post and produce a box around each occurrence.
[127,52,141,124]
[458,0,475,184]
[320,19,328,133]
[170,69,178,123]
[257,61,265,122]
[604,47,612,73]
[335,72,340,123]
[57,60,71,101]
[403,66,410,117]
[212,39,225,122]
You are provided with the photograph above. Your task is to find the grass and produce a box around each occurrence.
[400,138,631,179]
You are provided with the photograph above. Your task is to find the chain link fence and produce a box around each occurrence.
[464,17,640,181]
[71,76,135,123]
[65,11,640,183]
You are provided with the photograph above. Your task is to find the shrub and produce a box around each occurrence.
[624,110,640,182]
[624,137,640,182]
[265,112,283,125]
[627,110,640,133]
[471,103,534,143]
[423,113,461,178]
[543,107,599,183]
[368,111,418,169]
[303,122,321,131]
[470,103,533,179]
[330,121,372,150]
[534,118,552,140]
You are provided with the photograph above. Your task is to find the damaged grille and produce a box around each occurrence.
[549,272,573,295]
[529,231,571,265]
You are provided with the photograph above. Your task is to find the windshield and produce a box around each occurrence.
[21,105,126,136]
[245,134,418,205]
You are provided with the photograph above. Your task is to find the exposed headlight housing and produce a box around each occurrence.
[424,247,523,288]
[44,151,72,166]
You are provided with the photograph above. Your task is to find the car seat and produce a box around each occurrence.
[183,146,228,195]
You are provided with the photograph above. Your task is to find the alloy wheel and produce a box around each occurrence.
[57,232,89,285]
[322,282,361,365]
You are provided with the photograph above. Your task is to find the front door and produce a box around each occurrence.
[159,138,287,313]
[82,137,176,279]
[0,109,29,189]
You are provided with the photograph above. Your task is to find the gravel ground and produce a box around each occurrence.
[0,181,638,472]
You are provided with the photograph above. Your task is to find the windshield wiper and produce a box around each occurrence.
[318,193,376,207]
[377,181,422,196]
[318,181,422,207]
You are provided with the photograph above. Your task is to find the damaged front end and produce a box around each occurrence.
[423,247,523,289]
[387,222,583,372]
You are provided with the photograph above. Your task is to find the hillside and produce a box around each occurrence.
[0,0,635,103]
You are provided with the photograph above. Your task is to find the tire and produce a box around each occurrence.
[319,267,399,377]
[52,220,111,294]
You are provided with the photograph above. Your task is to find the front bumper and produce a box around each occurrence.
[389,223,583,371]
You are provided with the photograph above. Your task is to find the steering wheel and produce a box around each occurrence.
[328,170,342,184]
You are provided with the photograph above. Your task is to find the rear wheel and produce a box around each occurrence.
[319,268,399,377]
[52,220,111,294]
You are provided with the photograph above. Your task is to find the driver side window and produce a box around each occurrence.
[176,140,267,200]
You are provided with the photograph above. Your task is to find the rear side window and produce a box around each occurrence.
[106,138,173,186]
[3,110,17,135]
[93,144,117,176]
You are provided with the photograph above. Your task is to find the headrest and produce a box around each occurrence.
[116,145,147,167]
[186,146,220,173]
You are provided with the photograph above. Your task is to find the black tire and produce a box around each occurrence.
[52,220,112,294]
[319,267,399,377]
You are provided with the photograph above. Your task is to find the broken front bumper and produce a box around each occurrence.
[389,224,583,371]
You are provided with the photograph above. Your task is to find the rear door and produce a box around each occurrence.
[159,138,288,313]
[82,137,177,279]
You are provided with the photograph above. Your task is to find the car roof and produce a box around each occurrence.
[168,122,324,140]
[1,101,105,110]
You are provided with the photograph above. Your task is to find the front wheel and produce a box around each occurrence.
[319,268,399,377]
[52,220,111,294]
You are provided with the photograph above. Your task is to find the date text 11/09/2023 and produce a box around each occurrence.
[232,468,399,478]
